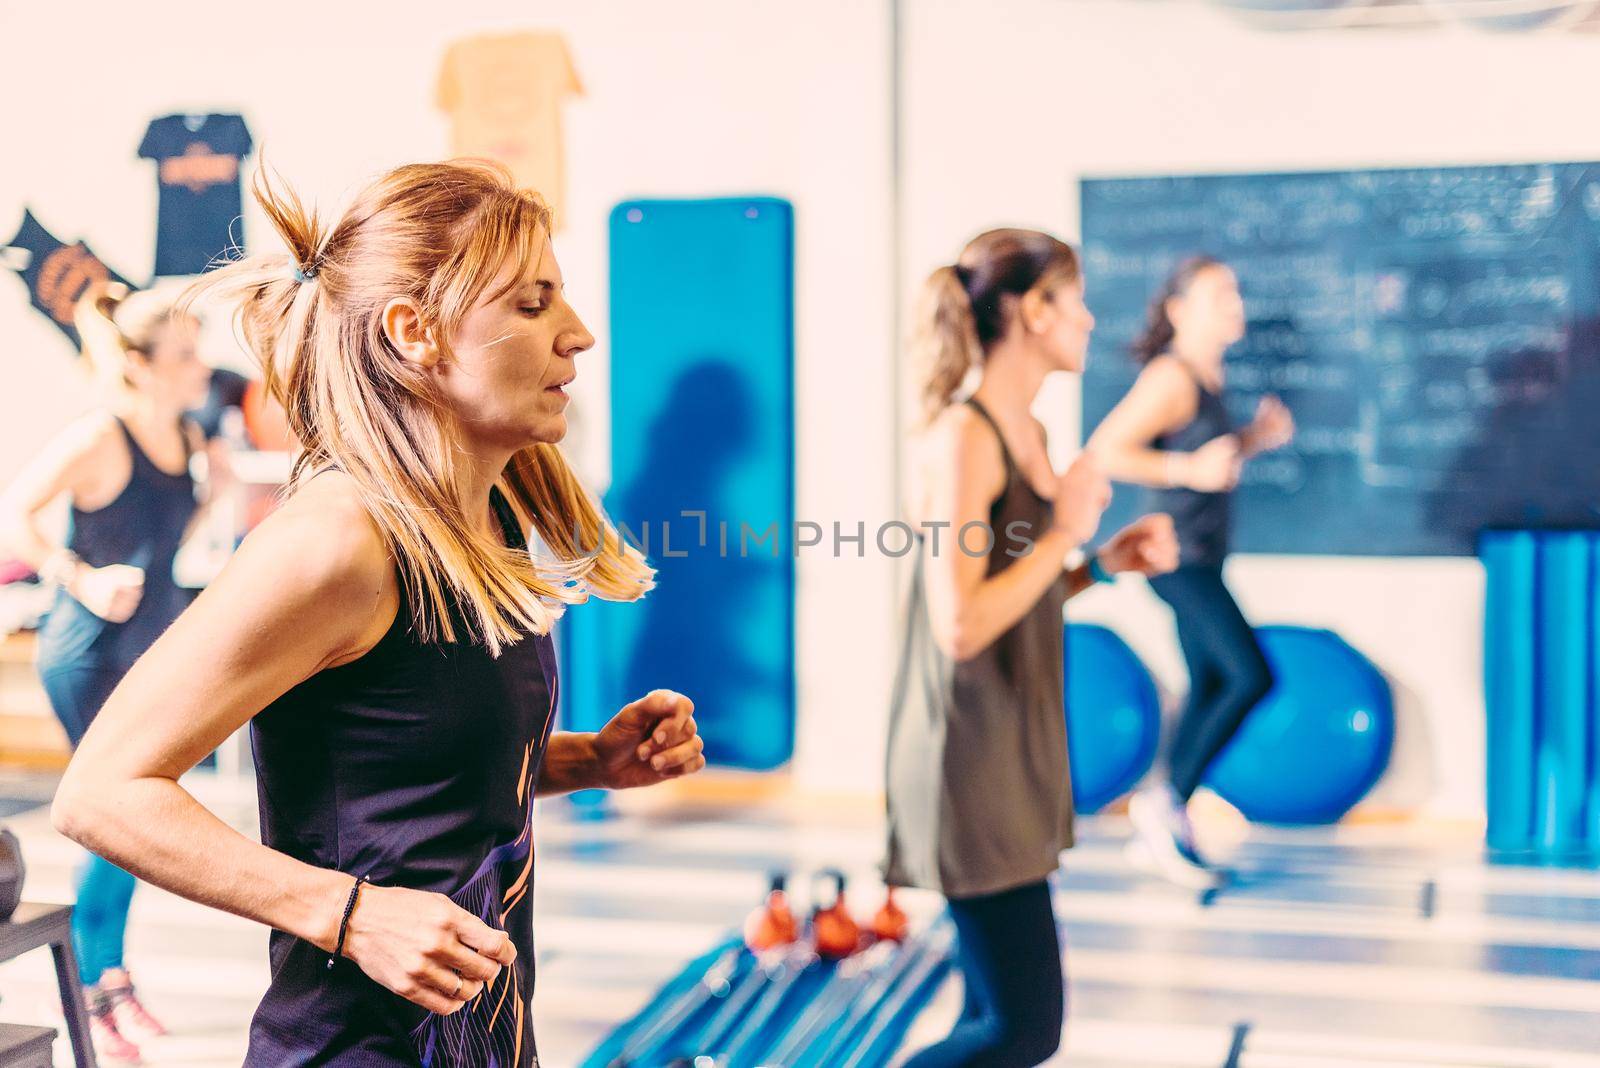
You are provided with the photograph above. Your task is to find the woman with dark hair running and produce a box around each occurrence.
[1089,256,1295,887]
[49,161,705,1066]
[885,229,1178,1067]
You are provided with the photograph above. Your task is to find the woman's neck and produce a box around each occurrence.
[114,391,182,430]
[970,338,1049,424]
[1168,337,1225,385]
[453,442,519,543]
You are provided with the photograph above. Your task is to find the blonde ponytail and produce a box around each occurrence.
[183,160,653,652]
[913,265,982,424]
[74,282,189,393]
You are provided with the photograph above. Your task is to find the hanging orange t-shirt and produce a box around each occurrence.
[436,30,583,229]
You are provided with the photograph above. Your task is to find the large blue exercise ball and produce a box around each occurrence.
[1206,626,1394,825]
[1064,624,1161,813]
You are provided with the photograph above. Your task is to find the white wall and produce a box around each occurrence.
[904,0,1600,818]
[0,1,898,793]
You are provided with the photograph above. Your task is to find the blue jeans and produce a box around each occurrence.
[1148,564,1274,801]
[902,881,1064,1068]
[40,660,137,986]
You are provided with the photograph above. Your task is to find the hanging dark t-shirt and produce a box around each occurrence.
[3,209,136,348]
[139,113,253,277]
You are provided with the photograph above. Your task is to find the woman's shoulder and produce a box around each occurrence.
[907,403,1009,519]
[1132,356,1203,418]
[923,402,1002,460]
[34,412,131,504]
[1137,353,1194,388]
[53,411,125,461]
[237,473,396,609]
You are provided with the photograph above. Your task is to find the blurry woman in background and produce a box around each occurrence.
[0,286,211,1061]
[49,161,703,1067]
[885,229,1177,1067]
[1089,256,1295,887]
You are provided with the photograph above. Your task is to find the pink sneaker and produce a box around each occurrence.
[88,991,142,1065]
[103,975,168,1040]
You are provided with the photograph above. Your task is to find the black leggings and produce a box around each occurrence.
[902,880,1064,1068]
[1148,564,1274,801]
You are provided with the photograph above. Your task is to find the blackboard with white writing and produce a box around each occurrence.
[1080,163,1600,556]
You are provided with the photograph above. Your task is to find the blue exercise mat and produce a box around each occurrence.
[562,197,796,770]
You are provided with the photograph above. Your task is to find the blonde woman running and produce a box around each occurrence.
[51,161,705,1067]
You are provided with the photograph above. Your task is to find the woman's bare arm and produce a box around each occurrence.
[0,416,118,571]
[1087,359,1198,488]
[919,408,1079,662]
[51,475,395,950]
[53,473,519,1014]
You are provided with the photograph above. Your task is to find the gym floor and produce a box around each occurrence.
[0,774,1596,1067]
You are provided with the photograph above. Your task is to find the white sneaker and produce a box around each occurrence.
[1128,788,1221,890]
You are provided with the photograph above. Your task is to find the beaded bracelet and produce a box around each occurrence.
[328,875,370,970]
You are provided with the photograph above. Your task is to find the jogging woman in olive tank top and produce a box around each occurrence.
[1089,256,1295,889]
[51,161,706,1067]
[885,230,1178,1067]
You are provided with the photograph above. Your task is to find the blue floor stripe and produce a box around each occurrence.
[1221,1021,1250,1068]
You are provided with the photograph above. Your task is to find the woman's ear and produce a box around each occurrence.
[381,297,441,370]
[121,348,153,389]
[1020,287,1054,335]
[1163,293,1185,331]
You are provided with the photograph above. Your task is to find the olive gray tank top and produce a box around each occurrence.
[883,398,1074,900]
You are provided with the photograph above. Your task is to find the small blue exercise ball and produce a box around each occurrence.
[1064,623,1161,813]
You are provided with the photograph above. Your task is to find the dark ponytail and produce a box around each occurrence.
[1130,255,1225,365]
[912,228,1079,423]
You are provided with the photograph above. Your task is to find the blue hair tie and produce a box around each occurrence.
[292,262,318,284]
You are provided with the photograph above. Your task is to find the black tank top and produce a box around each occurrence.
[36,416,197,672]
[1147,356,1236,568]
[246,488,557,1068]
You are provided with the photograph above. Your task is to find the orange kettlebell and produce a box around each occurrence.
[811,870,861,961]
[744,872,798,952]
[870,887,909,943]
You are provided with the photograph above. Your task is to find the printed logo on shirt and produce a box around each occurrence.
[35,245,110,324]
[160,143,242,194]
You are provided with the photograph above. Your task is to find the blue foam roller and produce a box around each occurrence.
[1481,531,1539,853]
[1590,534,1600,852]
[1536,533,1594,855]
[1064,624,1161,813]
[1206,626,1394,825]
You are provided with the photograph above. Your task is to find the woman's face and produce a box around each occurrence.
[129,316,211,410]
[1170,265,1246,350]
[442,236,595,450]
[1034,278,1096,374]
